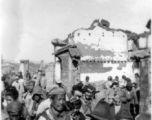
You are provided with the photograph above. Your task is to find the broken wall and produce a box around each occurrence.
[45,63,54,92]
[80,61,136,82]
[70,26,128,61]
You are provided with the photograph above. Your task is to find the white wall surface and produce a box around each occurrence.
[71,26,128,61]
[55,62,61,81]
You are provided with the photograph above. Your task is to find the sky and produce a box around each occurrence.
[0,0,151,63]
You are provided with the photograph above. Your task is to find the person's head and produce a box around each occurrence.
[86,76,90,82]
[108,76,112,81]
[83,85,95,100]
[5,86,19,105]
[51,94,66,112]
[7,101,23,120]
[85,92,92,100]
[72,85,83,99]
[28,81,35,93]
[33,94,42,102]
[126,83,133,91]
[115,76,119,81]
[122,75,126,80]
[18,72,23,79]
[49,87,66,112]
[110,82,118,89]
[32,86,44,102]
[14,76,19,82]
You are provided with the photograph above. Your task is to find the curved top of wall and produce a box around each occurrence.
[52,19,150,61]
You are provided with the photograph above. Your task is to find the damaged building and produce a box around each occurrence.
[51,19,151,94]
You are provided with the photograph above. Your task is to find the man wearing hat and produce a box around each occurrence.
[54,79,68,99]
[55,79,67,90]
[36,82,68,117]
[115,82,138,120]
[28,86,46,119]
[81,84,96,115]
[7,101,29,120]
[37,86,71,120]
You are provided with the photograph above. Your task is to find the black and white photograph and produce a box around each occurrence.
[0,0,151,120]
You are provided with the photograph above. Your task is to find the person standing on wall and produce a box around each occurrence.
[18,72,26,103]
[35,70,42,87]
[132,82,140,117]
[40,71,47,92]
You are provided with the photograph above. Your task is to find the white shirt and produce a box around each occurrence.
[36,98,51,116]
[38,109,53,120]
[23,92,33,109]
[119,79,127,87]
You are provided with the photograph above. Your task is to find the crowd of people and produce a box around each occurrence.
[1,69,143,120]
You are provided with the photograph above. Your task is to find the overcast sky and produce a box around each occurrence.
[0,0,151,63]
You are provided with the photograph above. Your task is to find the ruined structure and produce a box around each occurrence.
[52,19,151,117]
[52,19,139,89]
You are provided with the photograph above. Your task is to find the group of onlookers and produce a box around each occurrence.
[1,70,150,120]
